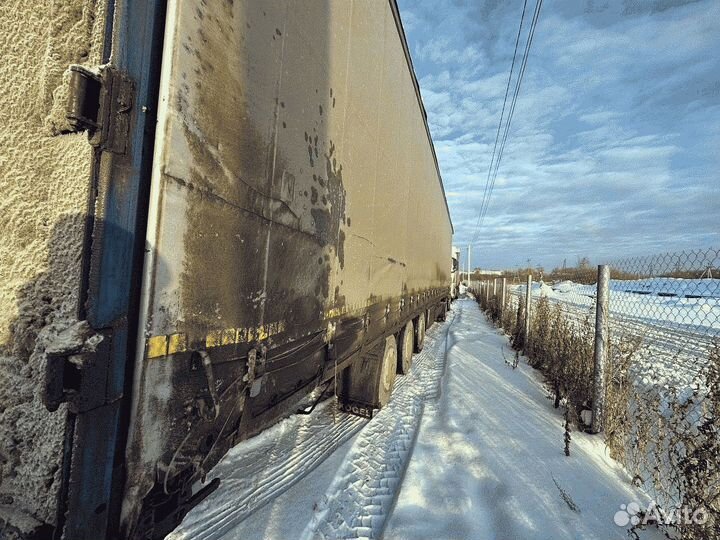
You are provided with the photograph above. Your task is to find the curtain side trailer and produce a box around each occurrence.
[0,1,453,539]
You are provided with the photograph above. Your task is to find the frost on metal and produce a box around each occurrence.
[0,0,107,534]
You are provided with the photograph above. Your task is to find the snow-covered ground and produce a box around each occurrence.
[170,299,664,540]
[518,278,720,334]
[509,279,720,388]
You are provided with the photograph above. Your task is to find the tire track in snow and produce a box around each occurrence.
[168,399,366,540]
[300,315,454,540]
[169,319,449,540]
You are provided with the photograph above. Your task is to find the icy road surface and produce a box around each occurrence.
[170,298,663,540]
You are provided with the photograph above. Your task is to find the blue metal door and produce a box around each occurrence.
[56,1,167,539]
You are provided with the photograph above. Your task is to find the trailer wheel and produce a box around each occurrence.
[377,336,398,406]
[398,321,414,374]
[414,313,425,353]
[339,335,397,410]
[437,301,447,322]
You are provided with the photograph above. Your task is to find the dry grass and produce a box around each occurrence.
[604,332,644,460]
[676,342,720,539]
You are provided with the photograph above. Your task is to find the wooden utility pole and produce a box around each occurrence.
[467,245,471,286]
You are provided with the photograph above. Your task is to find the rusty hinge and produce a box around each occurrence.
[66,64,135,154]
[43,324,113,414]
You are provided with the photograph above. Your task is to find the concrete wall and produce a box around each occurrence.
[0,1,107,535]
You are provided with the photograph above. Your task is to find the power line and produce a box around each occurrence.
[481,0,543,226]
[478,0,543,233]
[471,0,543,245]
[472,0,529,246]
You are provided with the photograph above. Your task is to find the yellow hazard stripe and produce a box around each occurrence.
[168,333,187,354]
[146,320,288,360]
[147,335,167,359]
[146,288,445,360]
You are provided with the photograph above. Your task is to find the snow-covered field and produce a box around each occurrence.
[170,299,664,540]
[510,278,720,387]
[521,278,720,333]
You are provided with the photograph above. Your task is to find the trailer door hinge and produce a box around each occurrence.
[66,64,135,154]
[43,326,113,414]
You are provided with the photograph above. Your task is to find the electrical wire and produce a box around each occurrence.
[471,0,543,244]
[471,0,529,246]
[480,0,543,228]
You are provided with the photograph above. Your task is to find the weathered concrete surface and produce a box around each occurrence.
[0,0,107,534]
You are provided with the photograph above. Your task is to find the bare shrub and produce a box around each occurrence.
[608,342,719,540]
[526,295,552,370]
[604,333,644,460]
[516,297,594,415]
[676,341,720,540]
[476,286,719,539]
[487,294,502,324]
[510,295,526,351]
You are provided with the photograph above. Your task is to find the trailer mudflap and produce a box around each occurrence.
[338,399,375,419]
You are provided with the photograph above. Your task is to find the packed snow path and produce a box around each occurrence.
[171,298,663,540]
[384,299,663,540]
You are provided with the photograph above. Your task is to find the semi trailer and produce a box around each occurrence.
[0,1,453,539]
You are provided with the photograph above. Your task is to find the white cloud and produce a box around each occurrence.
[416,38,485,66]
[397,0,720,269]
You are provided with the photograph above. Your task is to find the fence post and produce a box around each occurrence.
[485,280,489,303]
[493,278,497,298]
[524,273,532,349]
[591,265,610,434]
[501,277,507,315]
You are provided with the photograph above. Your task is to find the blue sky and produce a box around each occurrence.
[397,0,720,271]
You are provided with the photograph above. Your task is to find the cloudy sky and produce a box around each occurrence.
[397,0,720,271]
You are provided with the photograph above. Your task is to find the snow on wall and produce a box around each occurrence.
[0,0,107,534]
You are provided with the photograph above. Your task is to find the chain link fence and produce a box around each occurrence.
[472,248,720,540]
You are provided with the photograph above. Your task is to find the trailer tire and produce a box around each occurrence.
[437,301,447,322]
[339,335,397,410]
[414,313,425,352]
[376,336,398,407]
[398,321,414,374]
